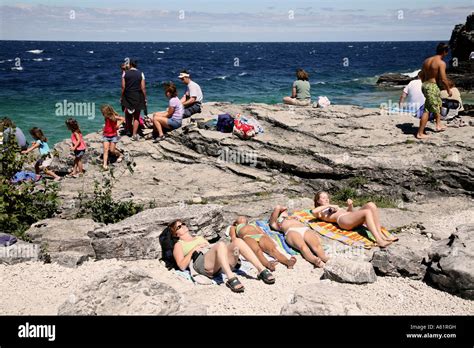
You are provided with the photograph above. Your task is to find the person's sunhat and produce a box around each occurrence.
[178,72,190,79]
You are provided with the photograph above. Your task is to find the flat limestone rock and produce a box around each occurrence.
[281,282,365,315]
[323,257,377,284]
[58,267,205,315]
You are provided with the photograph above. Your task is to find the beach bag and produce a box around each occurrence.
[233,119,256,140]
[317,96,331,108]
[216,113,234,133]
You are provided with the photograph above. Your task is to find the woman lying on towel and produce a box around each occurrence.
[166,219,275,293]
[230,216,297,271]
[269,206,328,268]
[312,191,398,248]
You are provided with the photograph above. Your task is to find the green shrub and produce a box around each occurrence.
[331,184,398,209]
[77,171,143,224]
[0,131,59,239]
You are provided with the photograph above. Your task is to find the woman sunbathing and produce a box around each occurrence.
[312,191,398,248]
[269,206,328,268]
[166,219,275,293]
[230,216,297,271]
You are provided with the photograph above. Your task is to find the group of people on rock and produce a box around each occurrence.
[162,192,398,293]
[120,59,203,142]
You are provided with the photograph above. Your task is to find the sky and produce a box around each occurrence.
[0,0,472,41]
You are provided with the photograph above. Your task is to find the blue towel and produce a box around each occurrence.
[256,220,299,256]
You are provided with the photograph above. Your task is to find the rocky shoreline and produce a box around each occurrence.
[1,102,473,315]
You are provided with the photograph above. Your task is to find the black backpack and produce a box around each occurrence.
[216,113,234,133]
[159,226,178,270]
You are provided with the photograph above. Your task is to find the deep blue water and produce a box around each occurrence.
[0,40,458,144]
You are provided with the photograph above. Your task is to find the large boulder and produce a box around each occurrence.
[58,267,205,315]
[426,224,474,300]
[370,230,433,280]
[322,257,377,284]
[281,282,365,315]
[89,204,226,261]
[449,13,474,71]
[25,218,100,267]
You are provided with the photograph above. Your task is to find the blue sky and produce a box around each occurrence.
[1,0,472,41]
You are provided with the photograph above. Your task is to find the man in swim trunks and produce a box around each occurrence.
[417,42,452,139]
[269,206,328,268]
[230,216,297,271]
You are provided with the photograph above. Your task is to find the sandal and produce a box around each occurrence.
[257,269,275,285]
[226,277,244,293]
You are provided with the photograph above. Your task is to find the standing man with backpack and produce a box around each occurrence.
[178,70,203,118]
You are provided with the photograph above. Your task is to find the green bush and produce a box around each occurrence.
[77,171,143,224]
[0,130,59,239]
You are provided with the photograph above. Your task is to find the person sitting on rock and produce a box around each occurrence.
[283,68,311,106]
[230,216,297,271]
[179,70,203,118]
[399,71,425,113]
[164,219,276,293]
[152,82,184,142]
[312,191,398,248]
[269,205,328,268]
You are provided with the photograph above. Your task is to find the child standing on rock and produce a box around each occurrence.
[101,104,124,170]
[21,127,61,181]
[65,118,86,177]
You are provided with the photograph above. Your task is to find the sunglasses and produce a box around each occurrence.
[176,222,186,230]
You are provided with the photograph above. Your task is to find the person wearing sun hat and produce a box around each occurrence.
[178,70,203,118]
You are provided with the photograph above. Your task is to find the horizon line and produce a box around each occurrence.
[0,39,449,43]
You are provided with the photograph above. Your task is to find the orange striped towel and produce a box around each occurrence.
[292,209,394,249]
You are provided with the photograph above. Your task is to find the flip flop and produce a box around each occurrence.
[226,277,244,293]
[257,269,275,285]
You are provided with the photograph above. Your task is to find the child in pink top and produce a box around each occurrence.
[65,118,87,177]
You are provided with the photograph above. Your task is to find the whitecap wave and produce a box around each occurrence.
[402,69,421,78]
[45,58,52,61]
[87,50,94,54]
[11,66,24,71]
[217,75,228,80]
[238,72,248,76]
[157,51,165,54]
[27,49,43,54]
[33,58,43,61]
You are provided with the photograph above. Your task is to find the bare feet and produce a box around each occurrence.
[376,240,393,248]
[265,261,277,272]
[286,256,297,269]
[435,126,447,132]
[416,133,430,140]
[313,257,325,268]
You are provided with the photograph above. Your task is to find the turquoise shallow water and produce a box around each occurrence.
[1,40,472,145]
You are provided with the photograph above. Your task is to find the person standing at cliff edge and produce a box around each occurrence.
[416,43,452,139]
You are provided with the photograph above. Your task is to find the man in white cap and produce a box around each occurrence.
[178,70,203,118]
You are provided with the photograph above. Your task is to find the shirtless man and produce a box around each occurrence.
[417,43,452,139]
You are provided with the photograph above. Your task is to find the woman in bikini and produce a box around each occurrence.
[269,206,328,268]
[312,191,398,248]
[230,216,297,271]
[166,219,275,293]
